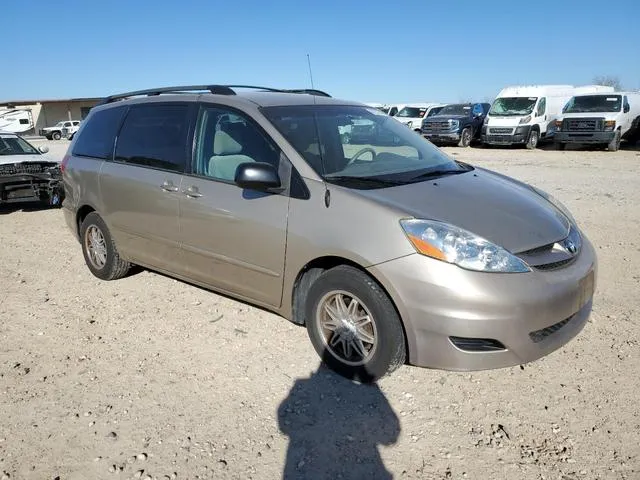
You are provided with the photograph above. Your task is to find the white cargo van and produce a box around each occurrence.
[394,103,446,132]
[481,85,614,149]
[554,91,640,152]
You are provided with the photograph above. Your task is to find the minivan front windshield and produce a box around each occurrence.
[262,104,469,188]
[489,97,537,116]
[563,95,622,113]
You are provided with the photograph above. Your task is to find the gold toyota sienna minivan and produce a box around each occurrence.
[61,85,597,382]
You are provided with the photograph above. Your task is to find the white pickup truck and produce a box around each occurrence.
[39,120,81,140]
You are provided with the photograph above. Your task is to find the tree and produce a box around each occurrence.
[592,75,623,91]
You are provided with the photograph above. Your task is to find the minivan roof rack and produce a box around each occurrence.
[97,85,332,105]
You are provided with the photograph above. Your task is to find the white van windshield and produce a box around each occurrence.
[563,95,622,113]
[489,97,537,116]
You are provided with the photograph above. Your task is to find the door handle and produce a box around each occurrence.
[160,181,179,192]
[182,186,203,198]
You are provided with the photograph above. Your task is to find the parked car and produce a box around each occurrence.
[40,120,81,140]
[61,84,597,382]
[421,102,490,147]
[393,103,446,132]
[554,92,640,151]
[482,85,614,149]
[0,130,64,206]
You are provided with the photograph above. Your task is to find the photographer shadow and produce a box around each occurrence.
[277,355,400,479]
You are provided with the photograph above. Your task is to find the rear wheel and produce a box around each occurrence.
[607,130,621,152]
[526,129,539,149]
[80,212,131,280]
[305,265,406,383]
[458,127,472,147]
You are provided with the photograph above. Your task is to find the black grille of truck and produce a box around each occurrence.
[563,118,602,132]
[422,121,450,132]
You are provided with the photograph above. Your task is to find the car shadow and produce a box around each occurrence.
[0,201,59,215]
[277,351,400,480]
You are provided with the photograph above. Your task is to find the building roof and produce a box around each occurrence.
[0,97,103,107]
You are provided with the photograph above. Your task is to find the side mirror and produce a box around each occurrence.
[38,145,49,153]
[235,162,282,191]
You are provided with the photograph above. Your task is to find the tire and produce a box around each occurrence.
[555,142,566,151]
[80,212,131,281]
[305,265,406,383]
[607,130,621,152]
[52,131,61,140]
[526,129,539,149]
[458,127,472,147]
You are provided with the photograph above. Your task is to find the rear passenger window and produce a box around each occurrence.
[115,104,190,173]
[72,106,126,159]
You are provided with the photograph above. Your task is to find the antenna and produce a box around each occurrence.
[306,54,315,89]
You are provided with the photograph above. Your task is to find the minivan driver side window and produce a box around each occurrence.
[192,107,280,182]
[114,103,191,172]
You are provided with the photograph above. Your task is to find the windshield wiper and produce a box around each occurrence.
[408,168,469,182]
[324,175,406,188]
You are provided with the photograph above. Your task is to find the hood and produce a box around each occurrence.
[425,114,469,122]
[0,154,58,166]
[353,167,569,253]
[486,116,527,127]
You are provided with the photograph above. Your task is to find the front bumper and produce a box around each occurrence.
[555,131,614,144]
[422,132,460,143]
[482,125,531,145]
[367,234,597,371]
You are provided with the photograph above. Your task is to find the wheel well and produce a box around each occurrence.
[291,256,410,362]
[76,205,95,235]
[531,125,540,133]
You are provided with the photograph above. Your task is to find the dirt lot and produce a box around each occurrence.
[1,139,639,480]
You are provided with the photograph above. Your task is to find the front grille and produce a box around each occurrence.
[422,121,452,132]
[486,134,512,143]
[0,162,54,175]
[534,258,575,271]
[489,127,513,134]
[563,118,602,132]
[529,316,573,343]
[449,337,506,352]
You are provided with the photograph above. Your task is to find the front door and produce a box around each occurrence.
[179,105,289,307]
[99,102,194,273]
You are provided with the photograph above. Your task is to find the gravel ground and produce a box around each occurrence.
[1,139,639,480]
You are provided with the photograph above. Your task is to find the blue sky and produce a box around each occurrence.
[3,0,639,104]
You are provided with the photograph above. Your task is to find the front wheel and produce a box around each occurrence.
[305,265,406,383]
[526,129,539,149]
[607,130,621,152]
[52,131,61,140]
[80,212,131,280]
[458,127,472,147]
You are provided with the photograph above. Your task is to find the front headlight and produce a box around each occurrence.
[604,120,615,132]
[407,121,413,128]
[529,186,577,226]
[400,219,530,273]
[519,115,531,124]
[451,119,459,128]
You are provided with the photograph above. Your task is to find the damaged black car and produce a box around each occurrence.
[0,131,64,206]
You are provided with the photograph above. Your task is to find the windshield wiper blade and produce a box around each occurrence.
[324,175,406,187]
[409,169,469,181]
